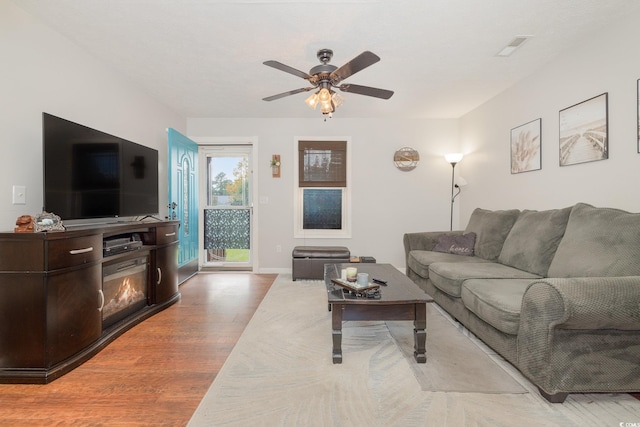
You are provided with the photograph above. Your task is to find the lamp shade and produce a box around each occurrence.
[445,153,464,164]
[318,88,331,102]
[332,92,345,108]
[305,93,319,110]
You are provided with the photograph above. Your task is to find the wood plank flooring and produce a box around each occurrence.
[0,273,276,427]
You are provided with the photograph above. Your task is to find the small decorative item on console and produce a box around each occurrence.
[33,211,65,232]
[14,215,34,233]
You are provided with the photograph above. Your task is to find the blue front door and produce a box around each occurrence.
[167,128,198,269]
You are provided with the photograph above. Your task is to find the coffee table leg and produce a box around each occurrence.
[332,305,343,364]
[413,303,427,363]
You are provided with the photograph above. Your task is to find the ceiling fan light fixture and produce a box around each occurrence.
[332,92,345,108]
[320,100,334,114]
[305,92,319,110]
[308,87,342,116]
[263,49,393,119]
[318,87,332,103]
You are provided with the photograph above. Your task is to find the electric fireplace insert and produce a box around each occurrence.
[102,256,149,328]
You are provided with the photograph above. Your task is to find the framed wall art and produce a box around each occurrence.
[559,93,608,166]
[510,118,541,174]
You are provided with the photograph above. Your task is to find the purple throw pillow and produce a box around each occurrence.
[432,232,476,256]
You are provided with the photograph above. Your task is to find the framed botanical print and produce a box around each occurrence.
[510,118,541,174]
[559,93,608,166]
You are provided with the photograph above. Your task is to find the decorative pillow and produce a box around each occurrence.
[547,203,640,278]
[498,207,572,276]
[464,208,521,261]
[433,233,476,256]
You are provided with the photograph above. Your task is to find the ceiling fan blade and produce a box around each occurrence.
[338,83,394,100]
[330,51,380,83]
[263,60,312,80]
[262,87,313,101]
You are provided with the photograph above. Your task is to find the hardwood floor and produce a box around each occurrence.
[0,273,276,426]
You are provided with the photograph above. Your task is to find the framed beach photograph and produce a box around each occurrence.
[510,118,541,174]
[559,93,608,166]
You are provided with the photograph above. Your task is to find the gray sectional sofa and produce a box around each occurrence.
[403,203,640,403]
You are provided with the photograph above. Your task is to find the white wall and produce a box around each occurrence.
[188,118,460,271]
[190,10,640,272]
[458,11,640,224]
[1,1,185,230]
[17,0,637,271]
[4,0,461,272]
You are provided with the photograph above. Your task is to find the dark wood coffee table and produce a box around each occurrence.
[324,263,433,364]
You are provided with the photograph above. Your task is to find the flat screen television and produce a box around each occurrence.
[43,113,159,221]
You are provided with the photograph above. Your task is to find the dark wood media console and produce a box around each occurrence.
[0,220,181,384]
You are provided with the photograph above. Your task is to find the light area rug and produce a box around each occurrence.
[386,311,524,393]
[188,274,640,427]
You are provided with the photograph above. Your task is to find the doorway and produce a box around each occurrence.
[199,144,255,271]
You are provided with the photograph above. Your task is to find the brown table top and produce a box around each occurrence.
[324,263,433,305]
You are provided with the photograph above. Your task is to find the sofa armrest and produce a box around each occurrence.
[521,277,640,331]
[517,276,640,396]
[403,230,462,256]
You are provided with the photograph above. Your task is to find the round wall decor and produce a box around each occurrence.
[393,147,420,171]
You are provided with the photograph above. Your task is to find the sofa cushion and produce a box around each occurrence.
[407,250,490,279]
[433,232,476,256]
[429,262,541,298]
[461,279,533,335]
[464,208,521,261]
[548,203,640,277]
[498,207,572,276]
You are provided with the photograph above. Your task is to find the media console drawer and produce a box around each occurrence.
[48,235,102,269]
[156,224,179,245]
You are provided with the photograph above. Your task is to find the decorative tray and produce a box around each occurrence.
[330,278,380,293]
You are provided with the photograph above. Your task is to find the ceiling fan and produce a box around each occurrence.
[262,48,394,118]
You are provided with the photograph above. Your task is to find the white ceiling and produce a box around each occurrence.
[13,0,640,119]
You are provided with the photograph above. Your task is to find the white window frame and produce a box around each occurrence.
[293,136,352,238]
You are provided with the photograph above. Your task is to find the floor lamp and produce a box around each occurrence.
[445,153,463,231]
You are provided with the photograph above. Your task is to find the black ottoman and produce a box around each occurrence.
[292,246,350,281]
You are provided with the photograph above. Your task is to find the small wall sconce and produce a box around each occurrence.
[271,154,281,178]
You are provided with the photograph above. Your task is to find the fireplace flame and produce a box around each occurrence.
[115,277,136,304]
[103,277,145,318]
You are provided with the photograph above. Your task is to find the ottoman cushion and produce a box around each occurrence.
[292,246,350,258]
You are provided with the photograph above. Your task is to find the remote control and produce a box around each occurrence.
[372,278,388,285]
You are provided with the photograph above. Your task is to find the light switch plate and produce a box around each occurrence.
[12,185,26,205]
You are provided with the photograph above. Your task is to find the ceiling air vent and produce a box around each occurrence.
[496,36,531,57]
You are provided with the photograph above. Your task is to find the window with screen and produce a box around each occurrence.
[294,139,351,238]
